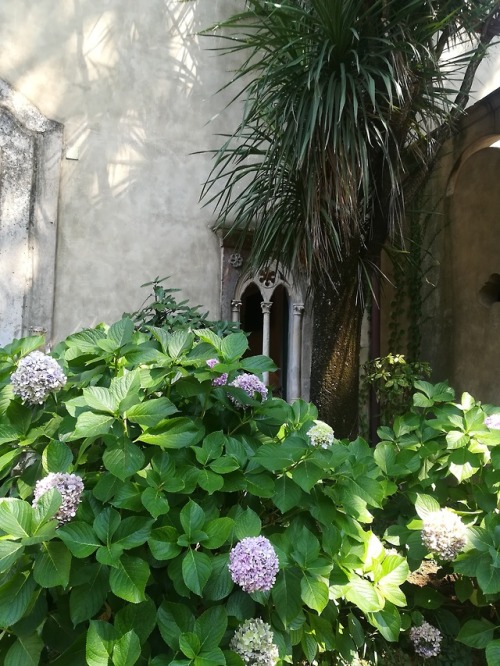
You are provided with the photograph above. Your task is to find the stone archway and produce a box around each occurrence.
[0,79,63,346]
[230,264,307,401]
[419,86,500,398]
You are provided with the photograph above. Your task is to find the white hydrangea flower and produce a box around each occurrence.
[307,420,334,448]
[230,618,279,666]
[484,413,500,429]
[33,473,84,525]
[421,508,467,560]
[410,621,442,659]
[10,351,66,405]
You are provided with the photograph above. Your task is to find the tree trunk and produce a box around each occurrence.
[309,255,364,440]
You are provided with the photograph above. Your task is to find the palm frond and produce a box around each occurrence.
[201,0,500,284]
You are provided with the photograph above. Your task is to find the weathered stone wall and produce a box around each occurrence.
[0,80,63,345]
[0,0,242,342]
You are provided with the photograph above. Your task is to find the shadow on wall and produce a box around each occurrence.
[0,0,239,340]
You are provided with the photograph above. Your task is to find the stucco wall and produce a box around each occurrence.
[0,0,242,342]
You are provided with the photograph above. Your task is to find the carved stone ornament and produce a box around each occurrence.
[258,268,277,288]
[229,252,244,269]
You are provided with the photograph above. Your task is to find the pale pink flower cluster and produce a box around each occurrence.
[229,373,268,408]
[228,536,279,592]
[206,358,228,387]
[410,621,442,658]
[11,351,66,405]
[33,472,84,525]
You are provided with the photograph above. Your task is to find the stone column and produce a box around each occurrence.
[261,301,273,385]
[289,303,304,401]
[231,299,242,323]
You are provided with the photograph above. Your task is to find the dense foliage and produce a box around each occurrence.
[375,381,500,664]
[361,354,431,427]
[126,277,238,337]
[0,320,406,665]
[0,320,499,664]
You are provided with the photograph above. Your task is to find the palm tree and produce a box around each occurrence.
[202,0,500,437]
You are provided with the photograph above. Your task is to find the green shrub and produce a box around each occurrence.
[0,319,406,666]
[374,380,500,664]
[126,277,239,337]
[361,354,431,426]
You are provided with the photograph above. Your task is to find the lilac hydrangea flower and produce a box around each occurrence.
[307,420,334,448]
[484,413,500,429]
[33,472,84,525]
[229,373,268,408]
[206,358,228,387]
[230,618,279,666]
[410,621,442,659]
[11,351,66,405]
[228,536,279,592]
[421,508,467,560]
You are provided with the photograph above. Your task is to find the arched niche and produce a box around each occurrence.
[446,133,500,196]
[230,263,307,401]
[445,142,500,401]
[0,79,63,346]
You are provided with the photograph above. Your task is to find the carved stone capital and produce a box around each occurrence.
[293,303,305,316]
[261,301,273,315]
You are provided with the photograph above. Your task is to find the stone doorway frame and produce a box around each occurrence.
[0,79,63,345]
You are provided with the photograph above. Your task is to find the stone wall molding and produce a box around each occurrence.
[0,79,63,346]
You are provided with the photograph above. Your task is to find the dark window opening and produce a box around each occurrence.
[270,285,289,399]
[240,283,290,399]
[240,283,263,358]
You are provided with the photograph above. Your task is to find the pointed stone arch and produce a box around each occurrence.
[229,263,308,401]
[0,79,63,346]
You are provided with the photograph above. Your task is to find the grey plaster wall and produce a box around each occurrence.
[0,0,242,342]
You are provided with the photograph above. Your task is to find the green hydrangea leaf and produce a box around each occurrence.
[112,629,141,666]
[182,550,212,596]
[109,555,150,603]
[33,541,72,588]
[4,634,44,666]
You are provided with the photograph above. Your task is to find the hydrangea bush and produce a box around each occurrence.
[0,320,408,665]
[374,380,500,664]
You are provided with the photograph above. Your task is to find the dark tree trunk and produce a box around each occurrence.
[309,254,364,440]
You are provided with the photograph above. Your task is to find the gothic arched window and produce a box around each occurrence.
[227,262,307,401]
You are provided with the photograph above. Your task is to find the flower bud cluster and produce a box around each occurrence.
[409,621,442,659]
[307,420,334,448]
[230,618,279,666]
[484,413,500,429]
[229,373,268,408]
[229,536,279,592]
[33,472,84,525]
[11,351,66,405]
[206,358,228,387]
[421,508,467,560]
